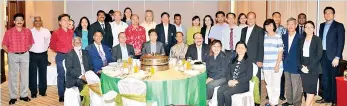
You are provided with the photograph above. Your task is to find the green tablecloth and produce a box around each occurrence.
[101,71,207,106]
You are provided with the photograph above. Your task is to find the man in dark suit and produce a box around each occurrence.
[112,32,135,62]
[88,10,113,48]
[155,12,177,56]
[240,12,264,106]
[296,13,307,36]
[65,37,93,91]
[281,17,304,106]
[316,7,345,106]
[185,32,209,62]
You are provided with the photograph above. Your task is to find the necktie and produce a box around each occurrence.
[98,45,107,66]
[78,50,85,74]
[300,26,303,35]
[229,28,234,50]
[101,23,105,30]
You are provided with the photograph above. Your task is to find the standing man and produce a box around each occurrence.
[155,12,177,56]
[29,16,51,99]
[272,12,287,36]
[240,12,264,106]
[296,13,307,36]
[281,18,303,106]
[110,11,128,47]
[50,14,74,102]
[316,7,345,106]
[221,12,241,59]
[272,11,286,101]
[89,10,113,48]
[173,14,187,43]
[2,13,34,105]
[209,11,228,41]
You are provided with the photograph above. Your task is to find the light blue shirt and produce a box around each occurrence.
[208,23,228,40]
[150,42,156,54]
[322,20,333,50]
[81,30,89,49]
[120,44,128,60]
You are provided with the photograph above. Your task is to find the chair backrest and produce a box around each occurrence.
[85,71,100,84]
[252,63,258,76]
[118,78,146,95]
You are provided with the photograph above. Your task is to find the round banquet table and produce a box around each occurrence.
[100,69,207,106]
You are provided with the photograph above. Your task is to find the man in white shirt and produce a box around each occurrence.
[65,37,93,92]
[221,12,241,59]
[110,11,128,47]
[140,10,157,41]
[173,14,187,43]
[29,16,51,98]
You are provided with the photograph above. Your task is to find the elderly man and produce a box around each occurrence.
[29,16,51,98]
[2,13,34,105]
[65,37,93,92]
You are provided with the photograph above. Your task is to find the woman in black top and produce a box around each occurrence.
[217,41,253,106]
[297,21,323,106]
[206,40,227,99]
[200,15,214,45]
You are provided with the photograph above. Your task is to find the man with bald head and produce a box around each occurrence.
[110,11,128,47]
[29,16,51,98]
[240,12,264,105]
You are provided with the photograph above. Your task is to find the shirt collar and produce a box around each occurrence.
[94,42,102,48]
[289,32,296,37]
[32,27,42,31]
[326,20,334,25]
[248,24,255,29]
[99,21,105,25]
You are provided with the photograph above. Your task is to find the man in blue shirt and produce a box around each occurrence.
[208,11,228,41]
[316,7,345,106]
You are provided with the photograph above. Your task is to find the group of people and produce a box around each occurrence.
[1,6,344,106]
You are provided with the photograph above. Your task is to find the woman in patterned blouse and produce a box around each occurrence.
[125,14,146,58]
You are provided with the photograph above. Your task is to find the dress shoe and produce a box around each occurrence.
[279,96,286,100]
[59,96,64,102]
[331,102,336,106]
[31,94,37,98]
[48,62,51,66]
[254,103,260,106]
[19,97,31,102]
[266,95,269,99]
[282,102,293,106]
[9,99,17,105]
[39,93,47,96]
[315,98,331,103]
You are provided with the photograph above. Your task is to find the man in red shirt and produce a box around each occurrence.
[2,13,34,105]
[125,14,146,58]
[49,14,74,102]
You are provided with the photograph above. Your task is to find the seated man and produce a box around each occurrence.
[142,29,165,56]
[86,31,113,75]
[185,32,209,62]
[112,32,135,61]
[65,37,93,91]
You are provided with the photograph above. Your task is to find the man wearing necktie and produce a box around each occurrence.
[86,31,113,76]
[296,13,307,36]
[88,10,113,48]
